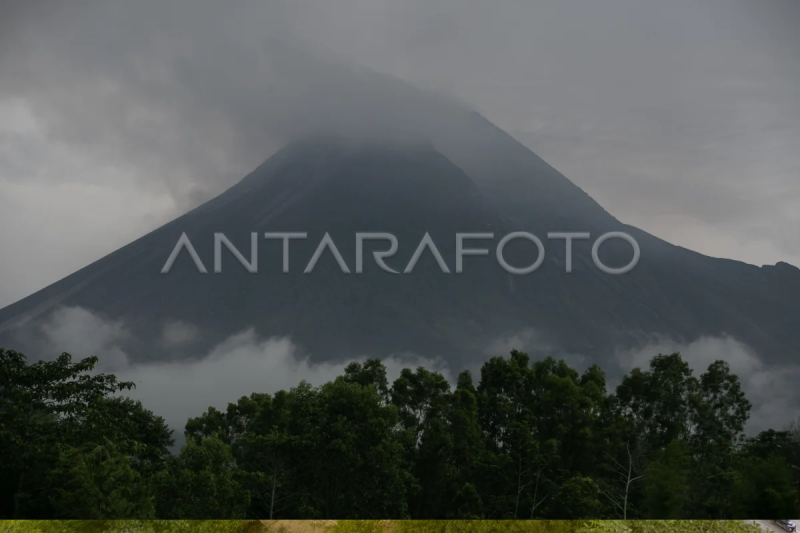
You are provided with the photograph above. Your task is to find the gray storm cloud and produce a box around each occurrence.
[0,0,475,208]
[2,0,798,216]
[119,330,454,438]
[0,0,799,309]
[38,306,131,372]
[27,307,800,438]
[33,306,453,438]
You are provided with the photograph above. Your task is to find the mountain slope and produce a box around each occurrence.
[1,126,798,368]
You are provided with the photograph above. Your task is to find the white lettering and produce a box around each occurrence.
[161,233,208,273]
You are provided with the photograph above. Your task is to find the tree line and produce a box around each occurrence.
[1,347,798,520]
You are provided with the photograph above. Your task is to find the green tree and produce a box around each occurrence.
[743,429,800,489]
[5,345,793,522]
[0,350,136,519]
[686,360,750,519]
[731,456,799,519]
[79,396,174,476]
[598,440,646,519]
[476,351,539,518]
[689,361,750,448]
[547,476,603,519]
[185,392,275,446]
[47,437,155,519]
[448,371,486,518]
[236,429,298,520]
[614,353,696,452]
[152,434,250,519]
[643,439,690,518]
[343,359,390,402]
[297,377,411,519]
[391,366,451,443]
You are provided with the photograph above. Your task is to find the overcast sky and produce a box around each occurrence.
[0,0,798,309]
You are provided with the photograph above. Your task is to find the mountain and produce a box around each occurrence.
[1,118,799,369]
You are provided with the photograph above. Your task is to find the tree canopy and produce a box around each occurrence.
[1,346,798,521]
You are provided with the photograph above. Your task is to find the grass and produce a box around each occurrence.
[0,520,766,533]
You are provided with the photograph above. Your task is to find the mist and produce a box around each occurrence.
[30,307,800,443]
[33,306,454,441]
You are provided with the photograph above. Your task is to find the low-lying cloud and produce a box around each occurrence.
[33,306,453,439]
[482,328,800,434]
[617,335,800,434]
[160,320,200,347]
[26,306,800,439]
[39,306,131,372]
[483,327,589,371]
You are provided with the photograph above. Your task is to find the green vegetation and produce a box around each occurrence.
[0,519,768,532]
[1,347,798,520]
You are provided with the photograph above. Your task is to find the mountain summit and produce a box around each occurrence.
[1,121,798,368]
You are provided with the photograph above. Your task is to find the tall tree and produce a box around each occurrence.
[448,371,486,518]
[391,367,451,443]
[343,359,390,402]
[47,438,155,519]
[599,440,646,520]
[152,434,250,519]
[547,476,604,519]
[476,350,539,518]
[686,360,751,518]
[643,439,690,519]
[287,378,411,519]
[0,350,135,519]
[614,353,696,453]
[689,360,751,448]
[731,456,799,519]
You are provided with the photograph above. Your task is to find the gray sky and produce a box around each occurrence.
[0,0,798,310]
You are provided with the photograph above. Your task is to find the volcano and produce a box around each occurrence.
[1,112,799,368]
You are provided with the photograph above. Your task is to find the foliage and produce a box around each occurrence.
[642,440,690,518]
[151,436,250,519]
[0,519,775,532]
[47,438,155,519]
[0,349,169,519]
[731,456,799,518]
[2,346,798,520]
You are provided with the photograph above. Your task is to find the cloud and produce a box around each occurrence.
[616,335,800,434]
[484,328,546,357]
[0,0,471,207]
[160,320,200,347]
[33,306,453,438]
[479,330,800,434]
[28,307,799,439]
[0,124,176,308]
[483,327,589,370]
[118,329,454,436]
[38,306,131,372]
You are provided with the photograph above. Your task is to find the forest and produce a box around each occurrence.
[1,347,798,521]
